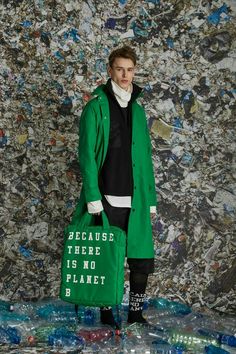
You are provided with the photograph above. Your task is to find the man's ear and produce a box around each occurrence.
[107,64,112,77]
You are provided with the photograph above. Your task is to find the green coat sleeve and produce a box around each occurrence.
[145,117,157,207]
[78,102,102,203]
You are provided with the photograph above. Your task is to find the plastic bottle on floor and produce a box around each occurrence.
[48,327,85,348]
[34,323,61,343]
[0,300,11,311]
[198,328,236,347]
[205,344,230,354]
[35,300,77,323]
[151,337,186,353]
[0,310,30,323]
[10,302,35,316]
[78,327,113,342]
[149,298,191,316]
[169,329,219,351]
[0,326,21,344]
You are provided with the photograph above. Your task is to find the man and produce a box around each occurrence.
[73,45,157,328]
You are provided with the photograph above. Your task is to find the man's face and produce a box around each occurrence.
[108,57,135,90]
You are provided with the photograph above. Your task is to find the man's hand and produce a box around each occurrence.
[87,201,103,215]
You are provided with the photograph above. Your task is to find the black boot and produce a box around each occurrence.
[100,306,120,329]
[127,272,148,324]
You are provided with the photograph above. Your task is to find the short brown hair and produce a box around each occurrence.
[108,45,137,67]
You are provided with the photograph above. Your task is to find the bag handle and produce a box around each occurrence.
[78,210,110,229]
[100,211,110,228]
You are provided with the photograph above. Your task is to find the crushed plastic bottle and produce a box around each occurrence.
[170,329,219,350]
[36,301,77,323]
[205,344,230,354]
[0,310,30,323]
[76,306,98,325]
[207,4,231,26]
[48,327,85,348]
[198,328,236,347]
[34,324,62,343]
[148,298,192,316]
[78,327,113,342]
[0,300,11,311]
[0,326,21,344]
[151,338,186,353]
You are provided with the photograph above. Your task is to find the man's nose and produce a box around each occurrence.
[122,70,127,77]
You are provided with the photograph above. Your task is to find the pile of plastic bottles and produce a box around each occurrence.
[0,296,235,353]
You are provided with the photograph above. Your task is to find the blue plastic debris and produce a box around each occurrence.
[63,28,81,42]
[58,97,73,115]
[40,32,51,47]
[105,18,116,29]
[199,328,236,347]
[182,49,192,59]
[19,246,32,260]
[205,344,230,354]
[146,0,160,4]
[207,4,230,26]
[118,0,127,6]
[173,117,183,129]
[21,102,33,116]
[149,297,192,315]
[0,327,21,344]
[181,152,193,167]
[182,91,193,102]
[166,38,174,49]
[20,20,33,28]
[53,51,65,61]
[48,328,84,347]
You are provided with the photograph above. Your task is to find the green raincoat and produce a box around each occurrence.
[71,84,157,258]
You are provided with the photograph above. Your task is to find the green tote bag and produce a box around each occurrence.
[60,211,126,307]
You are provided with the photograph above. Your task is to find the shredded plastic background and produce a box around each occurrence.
[0,0,236,316]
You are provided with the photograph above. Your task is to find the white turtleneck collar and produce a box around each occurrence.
[111,79,133,108]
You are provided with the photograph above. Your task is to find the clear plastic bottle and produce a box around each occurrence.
[151,338,186,353]
[144,308,185,329]
[35,299,77,322]
[34,323,61,343]
[219,316,236,337]
[183,312,236,336]
[10,301,35,316]
[0,320,55,346]
[76,307,98,325]
[120,334,154,354]
[149,297,191,316]
[170,329,219,351]
[198,328,236,347]
[0,300,11,311]
[205,344,230,354]
[0,310,30,323]
[11,298,78,323]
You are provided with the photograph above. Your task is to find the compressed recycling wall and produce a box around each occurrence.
[0,0,235,314]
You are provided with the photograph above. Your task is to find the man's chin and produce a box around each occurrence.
[119,83,130,90]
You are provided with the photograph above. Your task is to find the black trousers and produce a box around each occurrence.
[94,197,154,274]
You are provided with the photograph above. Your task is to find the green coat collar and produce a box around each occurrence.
[91,81,144,101]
